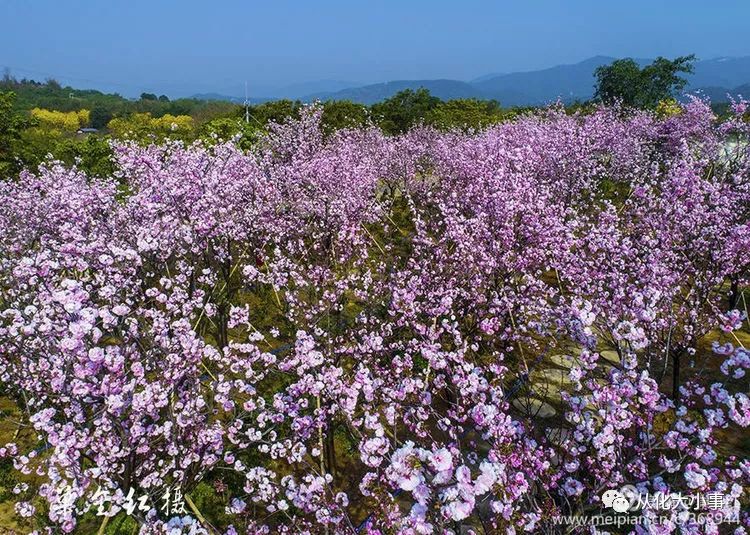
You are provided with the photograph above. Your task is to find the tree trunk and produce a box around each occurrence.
[325,425,337,478]
[672,350,681,403]
[728,279,739,310]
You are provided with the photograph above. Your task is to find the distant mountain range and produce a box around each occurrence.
[191,80,360,105]
[306,79,481,103]
[193,56,750,106]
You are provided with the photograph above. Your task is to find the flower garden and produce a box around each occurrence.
[0,99,748,534]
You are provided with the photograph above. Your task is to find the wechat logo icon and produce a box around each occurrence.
[602,489,631,513]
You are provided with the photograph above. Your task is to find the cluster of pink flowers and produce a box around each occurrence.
[0,99,748,534]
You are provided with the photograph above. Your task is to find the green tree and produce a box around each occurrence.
[89,106,113,129]
[198,117,260,150]
[321,100,369,133]
[370,88,440,134]
[249,99,302,125]
[0,91,29,176]
[426,98,504,131]
[140,92,158,101]
[594,55,696,109]
[55,135,115,177]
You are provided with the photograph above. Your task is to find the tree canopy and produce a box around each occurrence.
[371,88,441,134]
[0,92,29,175]
[594,55,696,108]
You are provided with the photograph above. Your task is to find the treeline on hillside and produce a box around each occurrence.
[0,77,525,177]
[1,75,519,132]
[1,55,742,179]
[1,75,237,128]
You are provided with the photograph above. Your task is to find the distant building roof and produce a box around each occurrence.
[77,127,99,133]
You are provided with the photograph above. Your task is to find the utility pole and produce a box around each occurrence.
[244,81,250,124]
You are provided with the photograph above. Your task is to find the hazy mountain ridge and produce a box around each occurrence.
[689,83,750,103]
[190,93,270,104]
[306,79,485,105]
[192,56,750,106]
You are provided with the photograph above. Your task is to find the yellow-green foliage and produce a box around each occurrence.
[198,117,261,149]
[30,108,90,131]
[107,113,194,141]
[655,98,683,118]
[426,99,505,131]
[152,113,194,132]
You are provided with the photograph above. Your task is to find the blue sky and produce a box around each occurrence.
[2,0,749,97]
